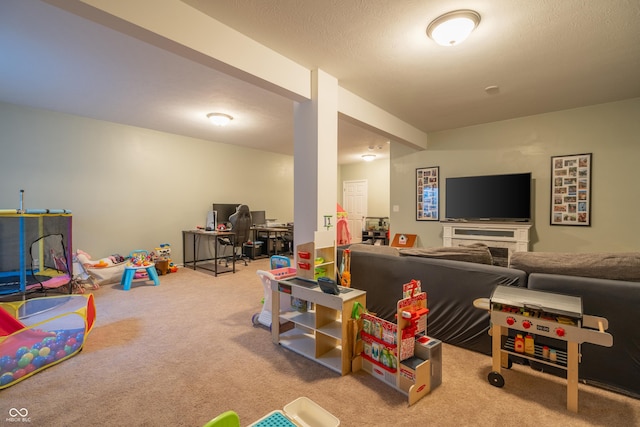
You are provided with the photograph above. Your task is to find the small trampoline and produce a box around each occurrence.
[0,209,73,297]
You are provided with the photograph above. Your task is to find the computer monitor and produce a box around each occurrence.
[250,210,266,226]
[212,203,240,226]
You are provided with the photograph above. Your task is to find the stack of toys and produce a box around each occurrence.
[150,243,177,275]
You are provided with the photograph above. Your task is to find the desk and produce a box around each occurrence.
[252,226,292,257]
[182,230,235,276]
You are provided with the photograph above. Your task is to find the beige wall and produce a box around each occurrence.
[338,158,390,218]
[390,98,640,252]
[0,102,294,263]
[3,98,638,263]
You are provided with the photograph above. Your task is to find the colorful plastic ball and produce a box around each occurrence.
[54,350,67,360]
[18,355,32,368]
[39,347,51,357]
[2,359,17,372]
[44,356,55,365]
[66,337,77,347]
[12,369,27,379]
[23,363,36,374]
[64,345,72,355]
[0,372,14,386]
[0,355,11,368]
[31,356,47,369]
[31,342,43,350]
[29,349,40,357]
[15,346,29,359]
[49,342,62,353]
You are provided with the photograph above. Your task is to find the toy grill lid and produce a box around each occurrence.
[490,285,582,319]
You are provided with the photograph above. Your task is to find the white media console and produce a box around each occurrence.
[442,222,532,264]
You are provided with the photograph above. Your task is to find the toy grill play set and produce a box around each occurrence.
[476,285,613,412]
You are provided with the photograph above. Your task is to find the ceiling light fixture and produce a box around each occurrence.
[362,154,376,162]
[206,112,233,126]
[427,10,480,47]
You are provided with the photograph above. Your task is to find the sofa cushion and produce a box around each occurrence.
[347,243,400,256]
[509,252,640,282]
[399,243,493,265]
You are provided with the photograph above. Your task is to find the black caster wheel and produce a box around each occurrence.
[488,371,505,387]
[251,313,260,326]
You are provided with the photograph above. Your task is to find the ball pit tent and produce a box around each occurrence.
[0,294,96,389]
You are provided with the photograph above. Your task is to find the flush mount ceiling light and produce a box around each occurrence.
[361,154,376,162]
[206,112,233,126]
[427,10,480,46]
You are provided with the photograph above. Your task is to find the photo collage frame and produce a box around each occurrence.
[550,153,592,226]
[416,166,439,221]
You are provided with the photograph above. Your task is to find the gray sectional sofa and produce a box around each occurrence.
[338,244,640,398]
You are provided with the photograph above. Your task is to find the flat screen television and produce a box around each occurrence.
[445,172,531,222]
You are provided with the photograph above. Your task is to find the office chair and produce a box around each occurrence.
[225,204,252,266]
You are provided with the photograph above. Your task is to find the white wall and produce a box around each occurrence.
[390,98,640,252]
[0,102,294,263]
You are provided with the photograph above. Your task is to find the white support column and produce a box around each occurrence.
[294,70,338,249]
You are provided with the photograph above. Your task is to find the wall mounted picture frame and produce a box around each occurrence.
[550,153,592,226]
[416,166,439,221]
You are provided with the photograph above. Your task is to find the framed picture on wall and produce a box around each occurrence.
[550,153,592,226]
[416,166,439,221]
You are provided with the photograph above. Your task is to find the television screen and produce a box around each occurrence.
[212,203,240,225]
[445,173,531,221]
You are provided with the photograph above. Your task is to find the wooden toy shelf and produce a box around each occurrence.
[295,237,335,281]
[272,276,366,375]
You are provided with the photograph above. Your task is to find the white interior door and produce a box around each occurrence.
[343,180,367,243]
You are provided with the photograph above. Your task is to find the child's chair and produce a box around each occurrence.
[120,249,160,291]
[202,410,240,427]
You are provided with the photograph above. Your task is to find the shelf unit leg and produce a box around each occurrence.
[567,341,579,413]
[271,287,280,344]
[491,324,505,372]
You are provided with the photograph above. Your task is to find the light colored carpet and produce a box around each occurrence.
[1,258,638,426]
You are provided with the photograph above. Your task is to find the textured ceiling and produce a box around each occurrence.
[2,0,640,164]
[185,0,640,132]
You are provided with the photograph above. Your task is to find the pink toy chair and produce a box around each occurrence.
[120,249,160,291]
